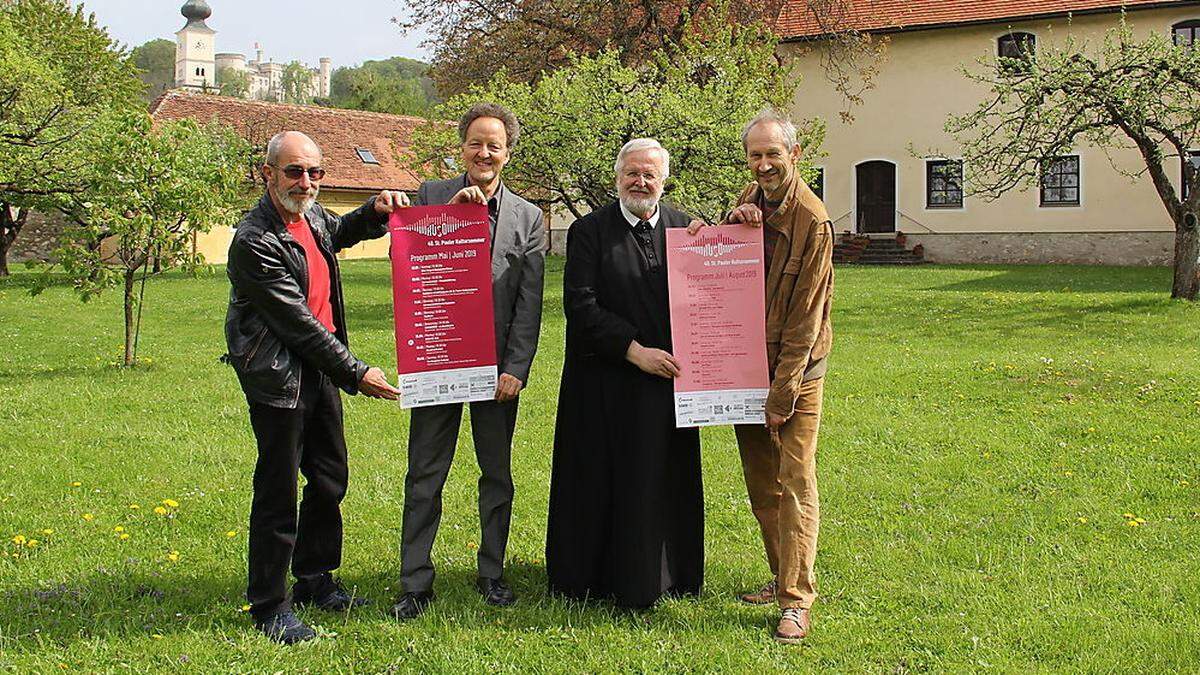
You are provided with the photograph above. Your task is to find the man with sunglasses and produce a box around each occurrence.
[225,130,408,644]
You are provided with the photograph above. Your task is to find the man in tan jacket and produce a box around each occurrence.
[725,109,834,644]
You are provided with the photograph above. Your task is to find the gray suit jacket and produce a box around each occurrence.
[416,175,546,384]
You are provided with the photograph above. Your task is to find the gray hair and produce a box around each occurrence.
[265,131,320,165]
[458,102,521,147]
[741,109,798,149]
[614,138,670,179]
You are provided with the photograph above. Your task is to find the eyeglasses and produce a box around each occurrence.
[270,164,326,181]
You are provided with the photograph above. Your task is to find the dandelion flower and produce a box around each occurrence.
[1126,521,1139,527]
[151,634,164,640]
[1135,518,1146,524]
[82,513,95,522]
[1122,513,1135,519]
[162,499,179,509]
[241,604,251,612]
[166,551,180,562]
[119,533,130,541]
[11,535,26,546]
[1077,517,1088,524]
[113,526,125,533]
[153,506,168,516]
[225,531,237,538]
[26,540,38,547]
[129,504,141,510]
[70,482,82,487]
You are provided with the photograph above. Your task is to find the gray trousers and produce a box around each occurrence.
[400,398,518,592]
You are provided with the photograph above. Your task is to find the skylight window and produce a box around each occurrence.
[355,147,380,164]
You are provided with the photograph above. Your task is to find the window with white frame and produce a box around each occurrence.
[808,167,825,200]
[1184,149,1200,199]
[1173,20,1200,48]
[926,160,963,208]
[1040,155,1080,207]
[998,32,1037,74]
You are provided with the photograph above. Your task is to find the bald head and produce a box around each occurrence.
[266,131,321,166]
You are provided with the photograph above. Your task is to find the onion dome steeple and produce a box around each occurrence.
[181,1,212,28]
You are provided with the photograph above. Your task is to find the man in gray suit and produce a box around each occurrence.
[392,102,546,619]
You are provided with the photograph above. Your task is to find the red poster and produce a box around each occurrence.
[666,225,769,427]
[389,204,497,408]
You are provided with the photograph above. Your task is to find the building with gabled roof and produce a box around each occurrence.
[775,0,1193,40]
[773,0,1200,264]
[150,89,424,263]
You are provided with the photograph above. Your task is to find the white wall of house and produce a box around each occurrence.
[782,6,1199,264]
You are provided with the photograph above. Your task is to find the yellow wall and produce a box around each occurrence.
[782,7,1198,237]
[195,188,393,265]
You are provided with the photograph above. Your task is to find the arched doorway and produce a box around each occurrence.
[856,160,897,233]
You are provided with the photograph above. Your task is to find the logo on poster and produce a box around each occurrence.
[678,234,756,259]
[400,214,478,239]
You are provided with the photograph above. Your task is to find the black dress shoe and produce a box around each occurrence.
[390,590,434,620]
[255,609,316,645]
[293,573,370,612]
[475,576,516,606]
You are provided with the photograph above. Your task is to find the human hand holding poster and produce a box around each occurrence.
[666,225,769,427]
[390,204,497,408]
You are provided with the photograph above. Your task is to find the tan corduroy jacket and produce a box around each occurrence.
[734,175,834,418]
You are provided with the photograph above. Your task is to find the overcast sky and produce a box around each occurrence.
[80,0,431,69]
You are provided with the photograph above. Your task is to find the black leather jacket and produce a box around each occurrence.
[224,193,388,408]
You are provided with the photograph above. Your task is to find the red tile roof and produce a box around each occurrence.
[149,90,424,192]
[775,0,1195,39]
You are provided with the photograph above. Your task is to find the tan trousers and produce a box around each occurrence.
[734,377,824,609]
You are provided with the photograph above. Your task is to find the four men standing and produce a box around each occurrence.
[226,108,830,645]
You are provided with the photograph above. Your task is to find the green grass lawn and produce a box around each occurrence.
[1,259,1198,672]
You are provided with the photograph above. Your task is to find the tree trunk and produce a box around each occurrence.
[0,204,25,278]
[1172,210,1199,301]
[123,268,137,367]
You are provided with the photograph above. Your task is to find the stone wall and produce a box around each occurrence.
[908,231,1174,266]
[9,210,66,263]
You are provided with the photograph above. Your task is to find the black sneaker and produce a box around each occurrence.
[293,573,369,612]
[390,590,434,620]
[255,609,316,645]
[475,576,516,606]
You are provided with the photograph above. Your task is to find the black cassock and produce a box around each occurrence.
[546,200,703,608]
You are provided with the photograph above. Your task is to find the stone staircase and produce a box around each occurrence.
[833,234,925,265]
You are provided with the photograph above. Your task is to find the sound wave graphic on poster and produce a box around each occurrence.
[676,233,757,259]
[397,214,478,238]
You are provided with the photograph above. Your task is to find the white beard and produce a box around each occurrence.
[619,194,659,218]
[274,184,318,214]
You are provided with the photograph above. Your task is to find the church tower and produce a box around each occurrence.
[175,1,216,91]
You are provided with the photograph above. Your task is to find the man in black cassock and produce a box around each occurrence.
[546,138,704,608]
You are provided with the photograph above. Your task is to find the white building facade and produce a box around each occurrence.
[174,1,331,101]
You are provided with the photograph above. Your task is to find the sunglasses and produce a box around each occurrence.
[271,164,326,181]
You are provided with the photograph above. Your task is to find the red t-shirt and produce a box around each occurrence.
[285,216,334,332]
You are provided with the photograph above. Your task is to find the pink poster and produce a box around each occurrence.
[389,204,497,408]
[666,225,769,427]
